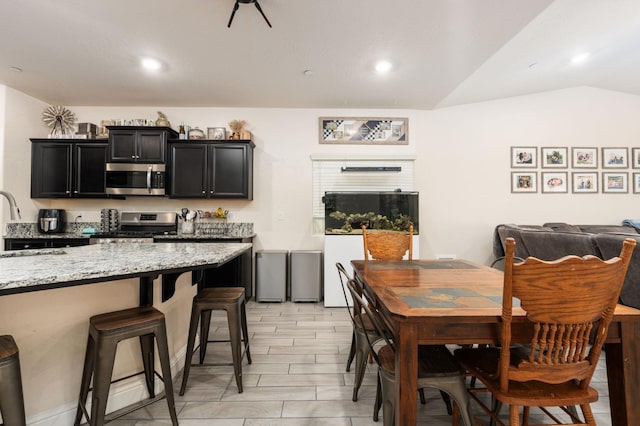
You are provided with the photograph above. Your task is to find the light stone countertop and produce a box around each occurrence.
[0,242,251,294]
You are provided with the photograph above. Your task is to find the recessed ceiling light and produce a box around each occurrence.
[374,60,393,74]
[141,57,163,71]
[571,52,590,65]
[303,69,313,76]
[8,66,22,73]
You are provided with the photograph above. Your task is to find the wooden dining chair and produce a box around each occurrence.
[335,262,382,402]
[454,236,636,426]
[346,278,473,426]
[362,224,413,261]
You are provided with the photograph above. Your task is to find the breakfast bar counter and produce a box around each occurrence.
[0,242,252,296]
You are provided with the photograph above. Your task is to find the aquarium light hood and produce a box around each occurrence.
[340,166,401,172]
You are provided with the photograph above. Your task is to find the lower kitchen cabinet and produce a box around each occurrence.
[4,238,90,251]
[154,238,253,299]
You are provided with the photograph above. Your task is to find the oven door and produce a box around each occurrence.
[106,163,165,195]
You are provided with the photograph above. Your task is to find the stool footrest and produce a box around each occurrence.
[103,392,167,423]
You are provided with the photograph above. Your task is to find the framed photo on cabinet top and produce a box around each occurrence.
[572,172,598,193]
[207,127,226,140]
[511,146,537,168]
[571,147,597,168]
[541,172,568,193]
[541,147,568,168]
[602,147,628,168]
[511,171,537,193]
[602,172,628,193]
[632,148,640,169]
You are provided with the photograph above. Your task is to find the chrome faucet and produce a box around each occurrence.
[0,191,21,220]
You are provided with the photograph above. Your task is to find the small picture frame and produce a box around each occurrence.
[602,147,629,168]
[602,172,628,193]
[207,127,226,140]
[541,172,568,193]
[572,172,598,193]
[541,147,568,168]
[511,147,537,168]
[632,148,640,169]
[571,147,598,169]
[633,173,640,193]
[511,171,537,193]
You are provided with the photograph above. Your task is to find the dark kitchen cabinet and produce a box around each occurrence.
[107,126,178,163]
[168,140,254,199]
[31,139,108,198]
[4,238,89,251]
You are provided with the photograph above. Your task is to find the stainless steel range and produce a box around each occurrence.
[89,212,178,244]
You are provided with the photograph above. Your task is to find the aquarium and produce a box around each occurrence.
[323,191,419,234]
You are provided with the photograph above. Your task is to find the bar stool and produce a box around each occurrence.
[0,335,27,426]
[74,306,178,426]
[180,287,251,395]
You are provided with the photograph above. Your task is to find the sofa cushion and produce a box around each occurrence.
[519,230,601,261]
[494,224,552,260]
[577,225,638,234]
[591,233,640,310]
[542,222,582,233]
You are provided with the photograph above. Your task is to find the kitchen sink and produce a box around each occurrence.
[0,248,67,258]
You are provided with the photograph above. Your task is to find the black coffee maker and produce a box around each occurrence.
[38,209,66,233]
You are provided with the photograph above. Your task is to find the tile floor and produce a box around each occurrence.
[113,301,613,425]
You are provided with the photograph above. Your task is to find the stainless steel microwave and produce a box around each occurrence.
[105,163,165,195]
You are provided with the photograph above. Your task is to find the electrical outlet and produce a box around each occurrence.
[435,254,457,260]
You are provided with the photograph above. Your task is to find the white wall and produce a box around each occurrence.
[1,86,50,224]
[418,87,640,263]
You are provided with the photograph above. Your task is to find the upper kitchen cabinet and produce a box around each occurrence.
[168,140,254,199]
[107,126,178,163]
[31,139,108,198]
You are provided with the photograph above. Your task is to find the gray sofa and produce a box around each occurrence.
[493,223,640,309]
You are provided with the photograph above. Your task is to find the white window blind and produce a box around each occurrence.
[311,157,415,234]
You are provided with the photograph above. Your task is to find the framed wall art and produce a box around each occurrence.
[571,147,598,168]
[572,172,598,193]
[541,147,568,168]
[511,171,537,193]
[602,172,628,193]
[510,146,537,168]
[632,148,640,169]
[602,147,628,168]
[634,173,640,193]
[541,172,568,193]
[319,117,408,144]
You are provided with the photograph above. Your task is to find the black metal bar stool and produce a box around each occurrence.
[74,306,178,426]
[180,287,251,395]
[0,335,27,426]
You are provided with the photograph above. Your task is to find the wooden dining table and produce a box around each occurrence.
[351,259,640,426]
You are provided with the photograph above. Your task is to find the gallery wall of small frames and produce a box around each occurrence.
[510,147,640,194]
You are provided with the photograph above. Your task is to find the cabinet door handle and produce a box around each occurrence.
[202,190,206,194]
[131,155,136,159]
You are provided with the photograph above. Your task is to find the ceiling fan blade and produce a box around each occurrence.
[227,1,240,28]
[253,1,272,28]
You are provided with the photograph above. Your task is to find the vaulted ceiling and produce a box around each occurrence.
[1,0,639,109]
